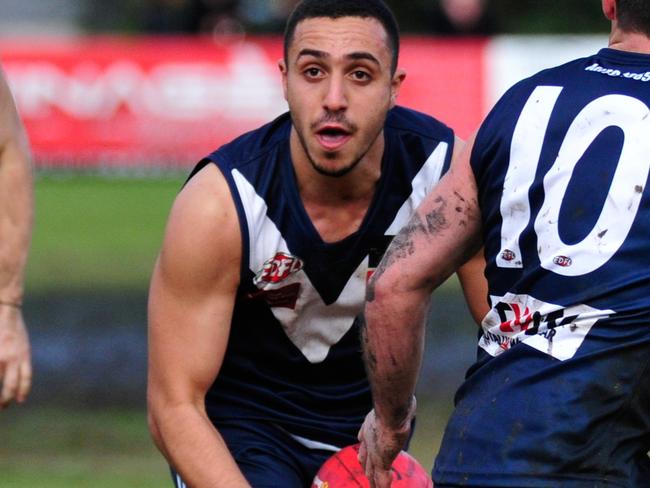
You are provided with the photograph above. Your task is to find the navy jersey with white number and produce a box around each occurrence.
[193,107,454,448]
[434,48,650,487]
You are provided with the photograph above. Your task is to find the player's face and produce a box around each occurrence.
[281,16,405,177]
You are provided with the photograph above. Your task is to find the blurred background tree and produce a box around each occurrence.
[75,0,610,35]
[0,0,609,36]
[0,0,609,35]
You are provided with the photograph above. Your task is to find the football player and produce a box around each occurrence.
[147,0,488,486]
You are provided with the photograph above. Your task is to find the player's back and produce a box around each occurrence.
[434,48,650,487]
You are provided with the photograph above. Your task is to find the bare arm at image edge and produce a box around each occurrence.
[147,164,251,487]
[0,68,34,409]
[358,134,483,488]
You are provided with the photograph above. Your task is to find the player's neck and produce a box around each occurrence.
[608,28,650,55]
[290,130,383,243]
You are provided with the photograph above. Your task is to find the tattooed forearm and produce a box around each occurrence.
[367,197,451,302]
[387,197,450,265]
[423,197,450,234]
[367,220,420,301]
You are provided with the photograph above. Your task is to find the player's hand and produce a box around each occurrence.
[0,305,31,408]
[357,397,416,488]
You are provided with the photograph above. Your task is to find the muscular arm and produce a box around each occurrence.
[147,164,250,487]
[0,68,33,408]
[358,135,482,487]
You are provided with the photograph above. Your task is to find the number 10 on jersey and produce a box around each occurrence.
[497,85,650,277]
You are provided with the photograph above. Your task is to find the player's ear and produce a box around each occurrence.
[602,0,616,21]
[390,68,407,108]
[278,59,289,101]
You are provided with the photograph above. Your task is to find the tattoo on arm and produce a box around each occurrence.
[367,197,450,302]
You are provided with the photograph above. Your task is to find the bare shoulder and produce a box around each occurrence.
[158,163,241,291]
[169,163,236,230]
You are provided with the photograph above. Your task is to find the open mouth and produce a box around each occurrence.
[315,126,352,151]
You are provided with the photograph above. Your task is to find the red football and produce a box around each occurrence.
[311,443,433,487]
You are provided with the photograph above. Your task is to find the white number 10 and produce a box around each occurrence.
[497,85,650,276]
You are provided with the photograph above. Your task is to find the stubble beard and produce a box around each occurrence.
[295,122,384,178]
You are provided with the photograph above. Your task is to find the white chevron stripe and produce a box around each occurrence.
[175,473,187,488]
[385,141,449,235]
[232,169,291,273]
[233,169,364,364]
[231,144,447,363]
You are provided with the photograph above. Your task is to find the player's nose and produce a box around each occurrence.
[322,75,348,112]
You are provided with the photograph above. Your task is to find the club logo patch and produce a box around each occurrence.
[501,249,516,262]
[553,255,572,267]
[254,252,303,285]
[480,293,613,361]
[247,283,301,309]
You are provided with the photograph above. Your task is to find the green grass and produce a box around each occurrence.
[409,398,455,472]
[0,402,452,486]
[0,406,170,487]
[26,175,182,293]
[25,174,464,295]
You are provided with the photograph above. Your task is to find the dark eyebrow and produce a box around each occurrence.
[296,49,381,67]
[346,52,381,67]
[297,48,328,61]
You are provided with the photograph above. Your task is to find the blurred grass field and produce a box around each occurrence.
[27,174,182,293]
[4,174,463,486]
[26,174,465,294]
[0,401,453,487]
[0,406,169,487]
[7,175,179,486]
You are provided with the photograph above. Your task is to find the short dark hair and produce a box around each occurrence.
[616,0,650,36]
[284,0,400,74]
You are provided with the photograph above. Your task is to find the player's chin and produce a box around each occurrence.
[311,155,360,178]
[314,165,354,178]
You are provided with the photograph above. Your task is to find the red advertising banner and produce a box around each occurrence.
[399,37,486,139]
[0,36,485,168]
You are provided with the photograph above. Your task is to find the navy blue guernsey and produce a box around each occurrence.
[434,49,650,487]
[192,106,454,448]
